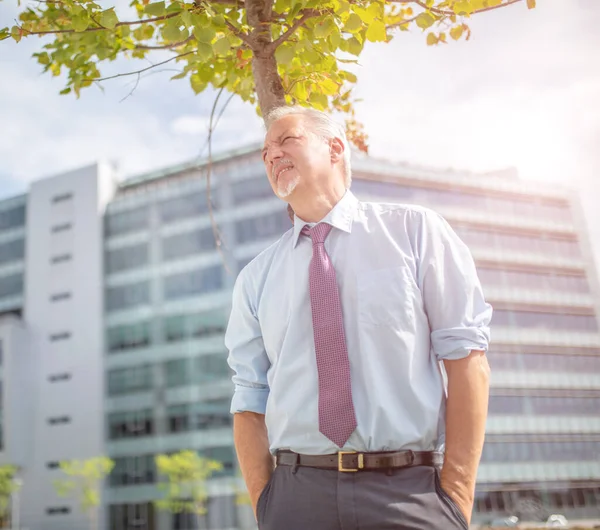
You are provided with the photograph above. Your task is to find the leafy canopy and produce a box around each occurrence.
[1,0,535,149]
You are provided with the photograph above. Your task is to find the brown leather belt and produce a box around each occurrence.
[276,449,443,473]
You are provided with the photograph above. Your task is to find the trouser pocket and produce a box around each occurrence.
[433,469,469,529]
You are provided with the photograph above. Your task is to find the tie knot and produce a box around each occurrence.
[302,223,332,244]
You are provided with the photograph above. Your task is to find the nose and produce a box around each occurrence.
[265,145,284,166]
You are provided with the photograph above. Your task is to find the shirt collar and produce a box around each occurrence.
[292,190,358,248]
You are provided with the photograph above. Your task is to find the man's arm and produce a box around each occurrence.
[441,349,490,524]
[234,412,274,519]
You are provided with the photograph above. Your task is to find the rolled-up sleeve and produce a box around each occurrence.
[413,209,493,361]
[225,268,270,414]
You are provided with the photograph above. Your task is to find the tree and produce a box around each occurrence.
[53,456,115,530]
[154,450,223,529]
[0,465,20,529]
[1,0,536,150]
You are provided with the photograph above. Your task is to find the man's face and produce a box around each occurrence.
[262,114,331,199]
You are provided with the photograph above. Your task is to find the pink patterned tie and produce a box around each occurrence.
[303,224,357,448]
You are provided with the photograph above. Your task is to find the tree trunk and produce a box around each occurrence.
[246,0,286,116]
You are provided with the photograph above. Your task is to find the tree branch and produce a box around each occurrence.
[224,20,253,47]
[93,51,194,82]
[389,0,523,16]
[268,8,323,51]
[135,35,195,50]
[18,11,180,36]
[387,14,419,29]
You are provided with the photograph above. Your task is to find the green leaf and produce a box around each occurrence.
[526,0,536,8]
[415,12,436,30]
[72,15,89,32]
[193,25,216,43]
[196,42,213,61]
[180,9,192,27]
[449,25,464,40]
[275,43,295,65]
[0,27,10,41]
[163,20,182,42]
[145,1,165,17]
[314,20,332,39]
[10,26,22,43]
[365,20,386,42]
[143,24,155,40]
[346,36,363,56]
[99,9,118,30]
[343,13,362,33]
[213,36,231,55]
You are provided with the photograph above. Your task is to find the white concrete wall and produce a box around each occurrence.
[20,162,115,530]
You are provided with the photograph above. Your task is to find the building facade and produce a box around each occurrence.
[0,145,598,529]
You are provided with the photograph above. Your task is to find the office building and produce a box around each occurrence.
[0,145,598,529]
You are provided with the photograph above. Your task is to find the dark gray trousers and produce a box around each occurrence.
[257,464,469,530]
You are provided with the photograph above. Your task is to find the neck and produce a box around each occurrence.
[290,182,346,223]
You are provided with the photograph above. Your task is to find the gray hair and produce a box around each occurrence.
[264,106,352,188]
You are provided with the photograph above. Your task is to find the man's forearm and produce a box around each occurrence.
[233,411,274,517]
[441,349,490,523]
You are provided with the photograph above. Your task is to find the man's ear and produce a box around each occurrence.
[330,137,345,164]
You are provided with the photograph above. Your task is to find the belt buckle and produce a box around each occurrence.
[338,451,364,473]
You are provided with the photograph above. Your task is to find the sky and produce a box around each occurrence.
[0,0,599,271]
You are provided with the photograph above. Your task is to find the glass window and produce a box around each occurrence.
[52,192,73,203]
[233,177,274,205]
[107,409,154,440]
[504,270,547,290]
[158,191,216,224]
[235,210,290,244]
[163,266,222,301]
[167,404,190,433]
[107,365,153,395]
[0,273,23,298]
[107,321,151,352]
[105,206,149,237]
[105,281,150,312]
[488,352,600,373]
[165,358,192,388]
[0,239,24,265]
[50,292,71,302]
[49,332,71,342]
[482,441,600,462]
[163,311,226,342]
[51,222,72,233]
[490,395,600,416]
[351,180,422,203]
[0,205,25,231]
[109,502,155,530]
[494,310,598,332]
[161,228,215,261]
[110,454,155,487]
[195,353,231,380]
[105,243,149,274]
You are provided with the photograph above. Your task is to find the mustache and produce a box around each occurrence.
[272,159,294,179]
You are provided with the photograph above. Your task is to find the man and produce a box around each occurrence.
[225,106,492,529]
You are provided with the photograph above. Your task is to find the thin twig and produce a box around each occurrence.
[386,14,420,29]
[389,0,523,16]
[18,11,180,36]
[119,72,140,102]
[224,20,253,47]
[135,35,195,50]
[205,85,231,273]
[269,8,322,51]
[93,51,194,82]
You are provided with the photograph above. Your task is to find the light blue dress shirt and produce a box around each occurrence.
[225,190,492,455]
